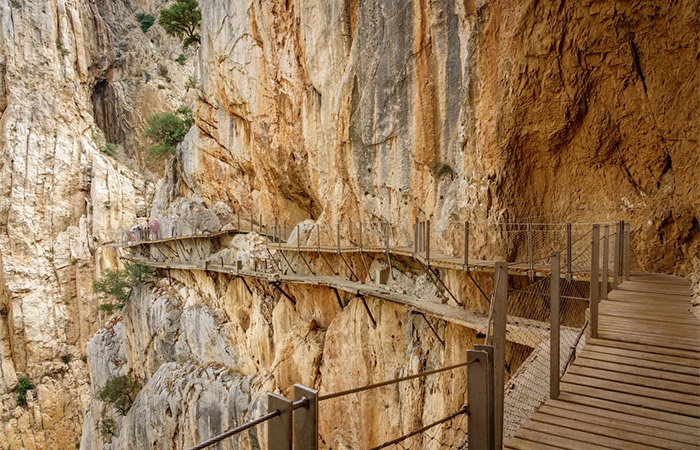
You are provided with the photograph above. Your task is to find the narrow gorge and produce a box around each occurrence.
[0,0,697,449]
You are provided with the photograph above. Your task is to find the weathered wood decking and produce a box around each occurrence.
[505,272,700,449]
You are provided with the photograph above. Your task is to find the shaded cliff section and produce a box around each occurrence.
[159,0,697,277]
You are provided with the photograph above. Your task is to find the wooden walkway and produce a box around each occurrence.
[123,256,572,348]
[505,272,700,449]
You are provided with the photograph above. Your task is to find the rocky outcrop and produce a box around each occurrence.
[0,0,190,447]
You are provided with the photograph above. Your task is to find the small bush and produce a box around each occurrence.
[99,417,117,438]
[92,262,153,312]
[184,75,196,90]
[136,13,155,32]
[142,107,194,157]
[56,40,69,56]
[175,54,186,65]
[98,375,141,415]
[431,161,455,180]
[158,64,169,80]
[61,354,72,364]
[14,376,35,406]
[101,142,117,157]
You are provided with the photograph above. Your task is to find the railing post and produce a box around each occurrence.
[590,225,600,339]
[293,384,318,450]
[425,220,431,265]
[617,220,624,280]
[275,218,279,243]
[550,251,560,399]
[624,222,631,281]
[602,225,609,300]
[413,219,418,256]
[473,344,495,450]
[267,393,292,450]
[464,221,469,271]
[566,223,572,278]
[467,348,492,450]
[612,222,620,290]
[527,222,533,274]
[492,261,507,450]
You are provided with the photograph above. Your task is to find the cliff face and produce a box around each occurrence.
[1,0,698,448]
[166,0,698,274]
[0,0,189,447]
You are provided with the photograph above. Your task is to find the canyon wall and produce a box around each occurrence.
[0,0,190,447]
[0,0,697,448]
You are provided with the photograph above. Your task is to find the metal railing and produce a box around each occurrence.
[116,220,632,449]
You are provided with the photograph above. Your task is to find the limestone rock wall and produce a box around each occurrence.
[0,0,190,447]
[160,0,698,275]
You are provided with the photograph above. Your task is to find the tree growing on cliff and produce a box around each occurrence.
[92,262,153,314]
[142,106,194,157]
[159,0,201,48]
[98,375,141,415]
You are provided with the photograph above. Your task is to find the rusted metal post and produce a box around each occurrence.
[612,222,620,290]
[275,218,279,243]
[267,393,292,450]
[550,251,560,399]
[283,221,287,241]
[590,224,600,339]
[602,225,609,300]
[293,385,318,450]
[474,344,495,450]
[468,348,492,450]
[336,223,341,252]
[492,261,507,449]
[618,220,624,280]
[425,220,431,265]
[464,221,469,271]
[624,222,631,281]
[237,212,241,231]
[527,221,534,274]
[566,223,572,278]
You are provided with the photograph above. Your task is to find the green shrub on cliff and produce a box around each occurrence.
[136,13,155,33]
[142,106,194,157]
[14,376,35,406]
[92,262,153,313]
[98,375,141,415]
[159,0,201,49]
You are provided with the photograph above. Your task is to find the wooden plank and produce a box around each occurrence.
[584,345,700,370]
[556,392,700,430]
[575,354,700,383]
[505,437,568,450]
[607,289,693,304]
[547,399,700,444]
[566,365,700,396]
[523,418,663,450]
[599,302,699,319]
[598,307,699,325]
[598,330,700,352]
[629,274,691,285]
[598,320,700,340]
[618,281,691,296]
[598,313,700,332]
[560,381,700,417]
[563,372,700,406]
[588,339,700,360]
[532,408,694,449]
[514,427,603,450]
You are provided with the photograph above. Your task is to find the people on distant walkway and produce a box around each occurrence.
[145,217,151,240]
[151,219,160,240]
